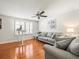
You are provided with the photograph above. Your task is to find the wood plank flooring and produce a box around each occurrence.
[0,38,45,59]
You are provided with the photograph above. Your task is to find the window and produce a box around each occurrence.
[15,21,33,35]
[26,22,30,34]
[15,21,25,35]
[29,22,33,34]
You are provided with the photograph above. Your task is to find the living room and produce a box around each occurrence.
[0,0,79,59]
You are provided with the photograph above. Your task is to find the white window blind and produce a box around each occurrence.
[29,22,33,34]
[25,22,33,34]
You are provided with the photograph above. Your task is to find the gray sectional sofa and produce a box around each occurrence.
[36,32,79,59]
[44,37,79,59]
[44,44,79,59]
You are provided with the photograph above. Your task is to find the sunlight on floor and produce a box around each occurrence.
[15,44,33,59]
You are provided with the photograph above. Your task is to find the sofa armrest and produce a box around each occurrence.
[44,44,79,59]
[38,36,55,45]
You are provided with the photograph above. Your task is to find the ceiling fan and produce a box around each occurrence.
[32,11,47,19]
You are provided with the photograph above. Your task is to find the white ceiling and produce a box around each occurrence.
[46,0,79,18]
[0,0,79,19]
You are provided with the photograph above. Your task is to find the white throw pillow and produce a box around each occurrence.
[47,32,53,37]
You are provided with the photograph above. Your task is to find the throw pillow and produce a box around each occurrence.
[47,32,53,37]
[51,33,56,39]
[40,32,47,37]
[56,38,74,50]
[67,38,79,56]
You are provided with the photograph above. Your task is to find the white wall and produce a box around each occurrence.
[57,10,79,33]
[39,17,56,32]
[0,15,38,42]
[39,0,79,33]
[39,10,79,33]
[39,18,64,33]
[38,0,79,33]
[0,15,14,42]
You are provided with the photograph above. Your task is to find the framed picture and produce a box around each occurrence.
[48,19,56,29]
[0,18,2,29]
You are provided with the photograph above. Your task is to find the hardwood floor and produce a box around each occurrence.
[0,38,45,59]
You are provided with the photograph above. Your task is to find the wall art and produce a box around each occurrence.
[48,19,56,29]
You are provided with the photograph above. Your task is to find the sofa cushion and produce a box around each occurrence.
[39,32,47,37]
[56,38,74,50]
[47,32,53,37]
[67,38,79,56]
[44,44,79,59]
[38,36,55,45]
[52,33,56,39]
[55,36,76,41]
[38,36,50,40]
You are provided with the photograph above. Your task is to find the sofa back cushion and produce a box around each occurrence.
[67,38,79,56]
[51,33,56,39]
[56,38,74,50]
[47,32,53,37]
[39,32,47,37]
[55,36,75,41]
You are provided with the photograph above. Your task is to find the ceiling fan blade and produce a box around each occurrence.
[40,15,47,17]
[40,11,45,14]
